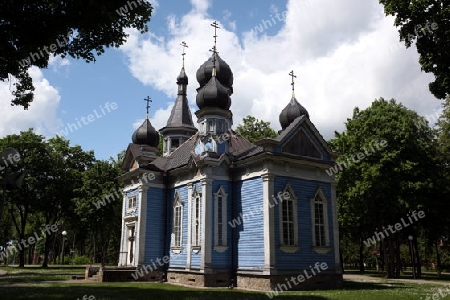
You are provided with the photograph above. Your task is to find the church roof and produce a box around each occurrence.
[132,118,159,147]
[161,67,197,133]
[135,131,263,172]
[164,94,196,130]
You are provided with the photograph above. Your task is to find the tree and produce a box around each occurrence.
[235,115,277,143]
[0,0,153,109]
[0,129,49,267]
[72,158,123,266]
[379,0,450,99]
[331,98,443,278]
[36,136,95,267]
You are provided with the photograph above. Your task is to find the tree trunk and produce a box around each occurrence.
[18,237,25,267]
[41,231,53,268]
[27,244,33,265]
[413,237,422,278]
[379,241,384,272]
[359,237,365,273]
[384,237,394,278]
[435,241,442,277]
[394,235,401,278]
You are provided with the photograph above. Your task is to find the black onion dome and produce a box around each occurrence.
[279,97,309,129]
[177,67,188,85]
[196,52,233,92]
[132,118,160,147]
[196,77,231,110]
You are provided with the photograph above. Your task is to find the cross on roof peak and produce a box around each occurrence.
[210,21,220,54]
[180,41,188,68]
[144,96,152,118]
[289,70,297,98]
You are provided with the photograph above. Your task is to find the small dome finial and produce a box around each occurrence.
[289,70,297,98]
[180,41,188,68]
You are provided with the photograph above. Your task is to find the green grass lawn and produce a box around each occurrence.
[0,267,448,300]
[0,266,85,283]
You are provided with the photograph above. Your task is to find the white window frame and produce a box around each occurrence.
[278,183,299,253]
[200,120,207,135]
[192,187,201,251]
[214,186,228,252]
[310,188,331,254]
[127,195,137,212]
[208,120,215,133]
[171,192,183,253]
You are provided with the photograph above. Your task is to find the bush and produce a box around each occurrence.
[71,255,91,265]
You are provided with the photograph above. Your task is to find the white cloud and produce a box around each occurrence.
[120,0,442,140]
[0,67,61,138]
[189,0,210,13]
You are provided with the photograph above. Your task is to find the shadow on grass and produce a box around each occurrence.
[344,269,448,281]
[343,280,409,291]
[0,284,330,300]
[0,275,71,283]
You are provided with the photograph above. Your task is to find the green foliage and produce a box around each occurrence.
[0,0,153,109]
[235,115,277,143]
[71,255,91,265]
[0,129,123,267]
[332,98,445,277]
[71,158,124,265]
[379,0,450,99]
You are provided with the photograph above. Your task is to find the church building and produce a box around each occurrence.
[118,23,343,291]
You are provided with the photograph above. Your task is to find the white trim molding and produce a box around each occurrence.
[192,185,202,252]
[171,191,184,253]
[213,186,228,252]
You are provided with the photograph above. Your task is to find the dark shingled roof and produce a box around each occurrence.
[146,131,263,171]
[165,94,196,129]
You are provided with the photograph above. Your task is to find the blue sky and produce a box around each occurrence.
[0,0,443,160]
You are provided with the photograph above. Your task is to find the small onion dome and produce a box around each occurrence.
[279,96,309,129]
[132,118,160,147]
[177,67,188,85]
[196,77,231,110]
[196,52,233,93]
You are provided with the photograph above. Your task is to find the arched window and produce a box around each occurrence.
[192,187,201,249]
[278,183,299,253]
[172,192,184,251]
[311,188,330,252]
[214,186,228,251]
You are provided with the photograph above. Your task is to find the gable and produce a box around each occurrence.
[281,128,322,159]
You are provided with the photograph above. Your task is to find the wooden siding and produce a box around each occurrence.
[274,177,336,270]
[234,177,265,270]
[167,185,188,269]
[144,187,165,265]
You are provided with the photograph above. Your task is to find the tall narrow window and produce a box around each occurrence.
[214,186,228,251]
[314,200,326,246]
[217,196,223,245]
[171,138,180,149]
[191,187,201,251]
[127,196,137,212]
[278,183,299,253]
[310,188,330,252]
[172,193,183,250]
[282,199,294,246]
[208,120,215,133]
[193,195,200,247]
